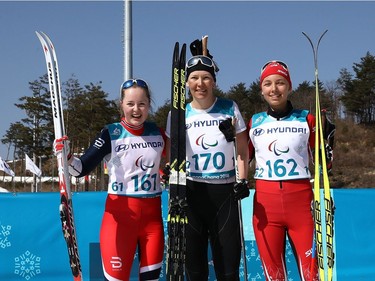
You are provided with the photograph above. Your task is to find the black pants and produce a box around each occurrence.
[185,180,241,281]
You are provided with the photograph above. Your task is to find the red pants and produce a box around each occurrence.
[253,179,318,281]
[100,195,164,281]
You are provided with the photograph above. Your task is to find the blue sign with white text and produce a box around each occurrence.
[0,189,374,280]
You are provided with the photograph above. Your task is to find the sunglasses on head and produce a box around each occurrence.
[261,60,289,73]
[186,55,219,71]
[121,79,149,90]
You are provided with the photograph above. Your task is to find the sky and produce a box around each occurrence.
[1,1,375,159]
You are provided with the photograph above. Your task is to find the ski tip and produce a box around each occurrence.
[35,31,51,41]
[35,31,47,41]
[320,29,329,39]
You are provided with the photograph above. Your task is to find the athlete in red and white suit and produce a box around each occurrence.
[248,61,319,281]
[59,79,166,281]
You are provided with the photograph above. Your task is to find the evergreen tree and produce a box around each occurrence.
[150,101,170,130]
[66,81,119,154]
[339,52,375,123]
[12,74,53,158]
[290,81,314,112]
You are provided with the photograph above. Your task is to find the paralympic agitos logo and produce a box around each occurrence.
[268,139,290,156]
[135,155,155,171]
[195,134,218,150]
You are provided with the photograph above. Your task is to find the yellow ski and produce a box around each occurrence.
[303,30,335,281]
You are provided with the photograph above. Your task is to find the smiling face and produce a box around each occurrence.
[187,70,216,109]
[261,74,291,112]
[120,86,150,126]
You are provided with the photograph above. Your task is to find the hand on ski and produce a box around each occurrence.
[189,37,220,71]
[325,144,334,173]
[161,164,171,185]
[190,38,213,59]
[53,135,71,159]
[233,179,250,201]
[219,117,236,142]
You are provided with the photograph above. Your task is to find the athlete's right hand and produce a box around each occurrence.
[53,136,70,158]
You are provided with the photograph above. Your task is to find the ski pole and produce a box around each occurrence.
[219,117,248,281]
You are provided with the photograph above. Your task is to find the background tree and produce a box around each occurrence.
[66,81,119,155]
[339,52,375,123]
[324,80,342,120]
[11,74,52,159]
[245,81,267,121]
[1,122,31,175]
[150,101,170,129]
[64,75,83,135]
[226,82,262,123]
[289,81,314,113]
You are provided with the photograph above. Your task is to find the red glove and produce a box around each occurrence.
[53,136,71,158]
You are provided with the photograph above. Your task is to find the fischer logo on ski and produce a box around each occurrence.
[166,41,187,281]
[303,30,336,281]
[36,31,83,281]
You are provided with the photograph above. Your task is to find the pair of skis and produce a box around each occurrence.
[303,30,335,281]
[166,42,187,281]
[36,31,83,281]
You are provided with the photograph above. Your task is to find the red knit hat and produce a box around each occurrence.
[260,60,292,89]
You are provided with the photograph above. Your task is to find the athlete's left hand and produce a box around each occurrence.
[219,117,236,142]
[53,135,71,158]
[233,179,250,201]
[160,164,171,185]
[325,144,333,173]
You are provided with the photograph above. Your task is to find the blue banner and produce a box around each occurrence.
[0,189,374,280]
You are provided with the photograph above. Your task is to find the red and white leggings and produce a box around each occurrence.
[100,194,164,281]
[253,179,319,281]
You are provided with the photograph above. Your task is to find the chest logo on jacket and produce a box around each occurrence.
[268,140,290,156]
[135,155,155,171]
[195,134,218,150]
[253,128,265,136]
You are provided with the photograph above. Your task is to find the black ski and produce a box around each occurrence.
[166,42,187,281]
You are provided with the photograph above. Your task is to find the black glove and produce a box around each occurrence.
[233,179,250,201]
[325,144,333,173]
[189,38,220,72]
[161,164,171,185]
[219,118,235,142]
[190,39,213,59]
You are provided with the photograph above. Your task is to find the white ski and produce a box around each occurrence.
[36,31,83,281]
